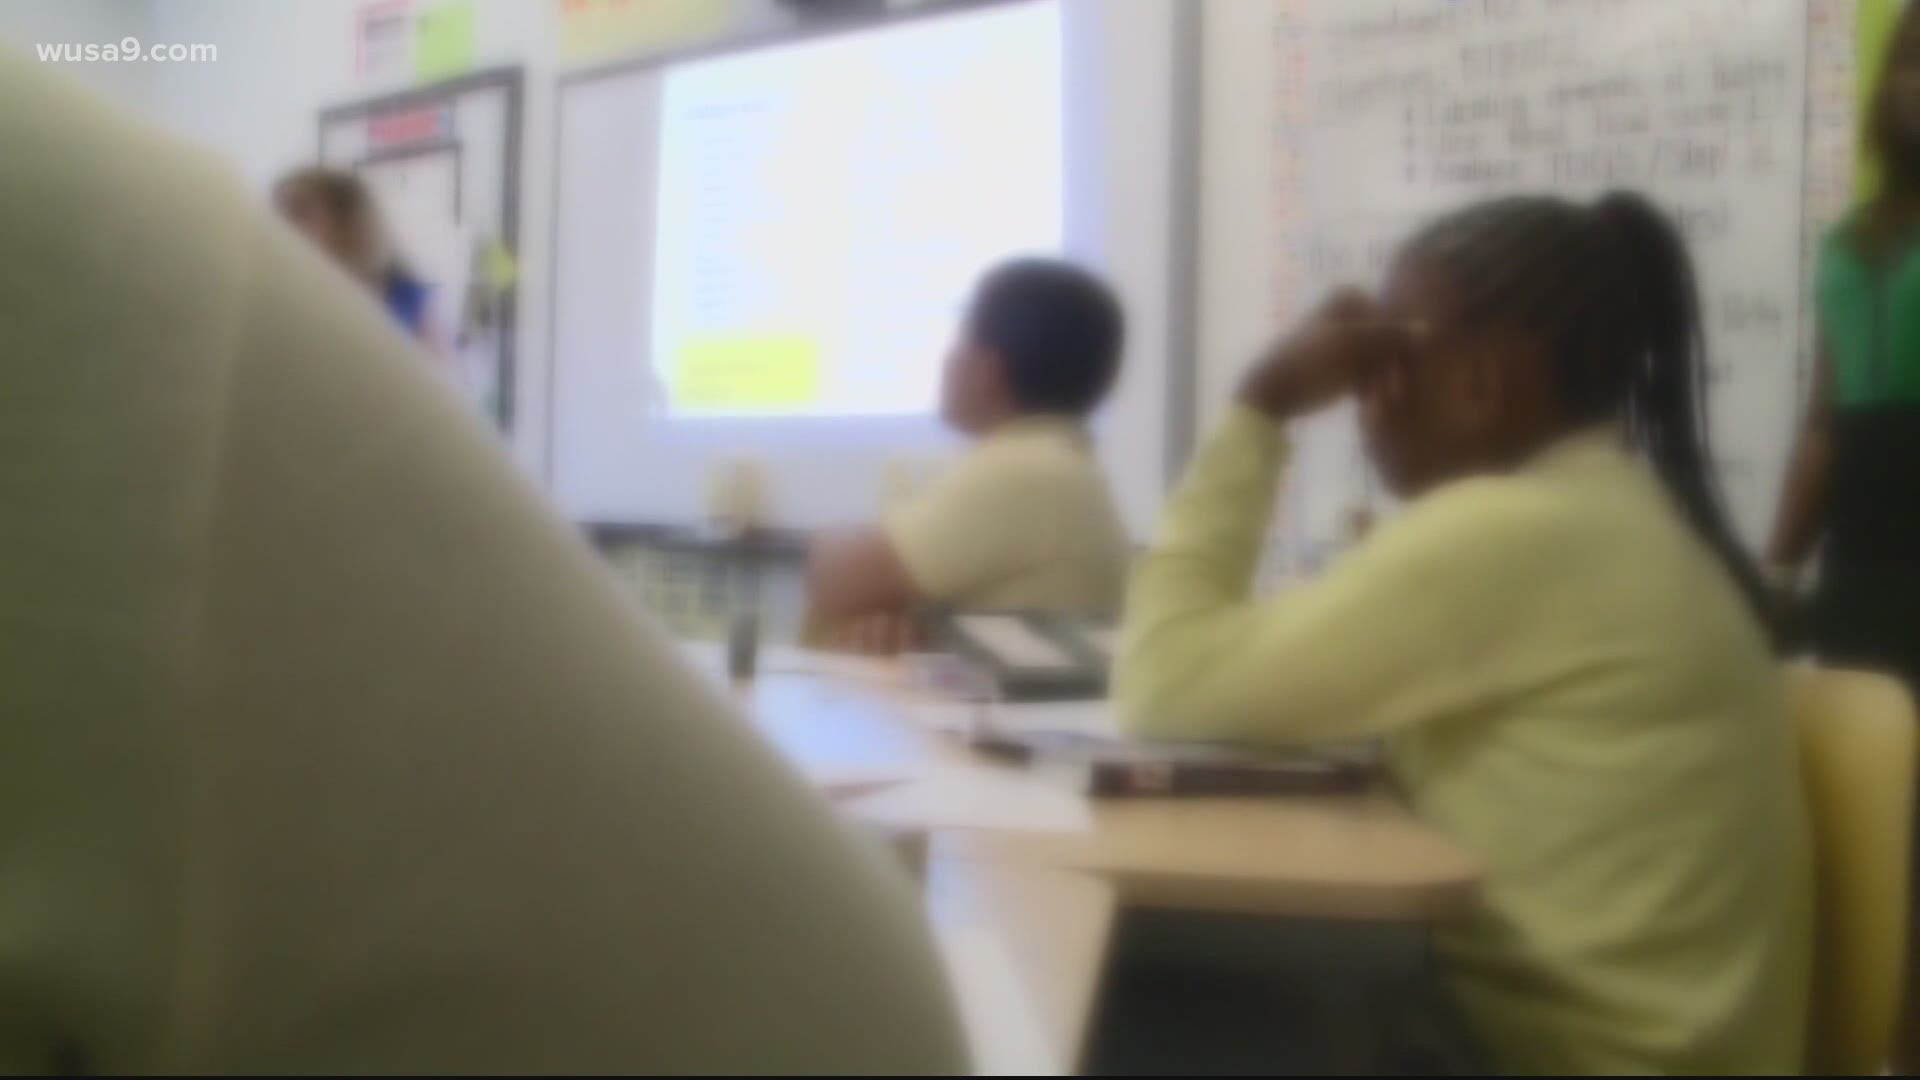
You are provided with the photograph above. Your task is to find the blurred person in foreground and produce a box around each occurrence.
[275,165,446,351]
[0,55,962,1074]
[806,258,1131,651]
[1117,192,1808,1073]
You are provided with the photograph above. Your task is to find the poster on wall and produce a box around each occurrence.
[355,0,416,82]
[415,1,476,81]
[355,0,477,84]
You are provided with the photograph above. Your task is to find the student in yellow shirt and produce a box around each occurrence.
[808,259,1131,648]
[1118,192,1810,1073]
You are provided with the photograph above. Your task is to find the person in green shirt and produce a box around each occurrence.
[1118,192,1808,1073]
[1772,0,1920,707]
[1771,6,1920,1065]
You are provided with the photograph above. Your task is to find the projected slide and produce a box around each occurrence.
[650,2,1063,417]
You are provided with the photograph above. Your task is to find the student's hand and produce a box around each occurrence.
[834,611,921,657]
[1237,288,1413,420]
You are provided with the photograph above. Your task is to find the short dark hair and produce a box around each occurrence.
[966,258,1124,415]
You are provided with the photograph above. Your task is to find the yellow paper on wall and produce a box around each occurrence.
[558,0,729,65]
[672,335,821,411]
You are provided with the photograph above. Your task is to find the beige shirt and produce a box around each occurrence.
[0,55,963,1074]
[1119,406,1811,1074]
[885,416,1129,614]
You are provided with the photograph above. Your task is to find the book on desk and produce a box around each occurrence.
[924,610,1114,702]
[914,611,1377,797]
[968,725,1377,798]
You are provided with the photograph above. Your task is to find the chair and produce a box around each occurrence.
[1788,665,1918,1074]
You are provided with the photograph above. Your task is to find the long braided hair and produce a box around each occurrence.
[1398,191,1773,637]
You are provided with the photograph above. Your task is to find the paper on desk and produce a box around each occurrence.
[757,645,904,687]
[676,639,906,691]
[952,613,1077,671]
[938,926,1062,1075]
[984,700,1119,738]
[898,698,1119,741]
[808,764,921,802]
[844,765,1093,834]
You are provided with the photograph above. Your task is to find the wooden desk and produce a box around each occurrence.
[960,791,1480,922]
[687,644,1480,1072]
[717,652,1482,922]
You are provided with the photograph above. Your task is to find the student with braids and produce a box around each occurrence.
[1117,192,1810,1073]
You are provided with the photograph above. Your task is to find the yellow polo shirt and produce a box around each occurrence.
[885,416,1129,613]
[1118,406,1811,1074]
[0,54,962,1074]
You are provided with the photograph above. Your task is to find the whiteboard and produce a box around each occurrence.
[549,0,1184,533]
[359,148,469,319]
[1201,0,1859,570]
[359,148,460,265]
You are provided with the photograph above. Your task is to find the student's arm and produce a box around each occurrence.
[806,453,1036,626]
[1116,292,1537,745]
[806,526,919,624]
[1766,348,1834,572]
[803,527,923,653]
[1116,405,1545,745]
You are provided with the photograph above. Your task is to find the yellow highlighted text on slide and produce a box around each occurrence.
[672,334,821,410]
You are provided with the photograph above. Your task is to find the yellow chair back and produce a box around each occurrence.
[1789,665,1917,1075]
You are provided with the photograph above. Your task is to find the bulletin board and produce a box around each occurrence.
[317,66,524,432]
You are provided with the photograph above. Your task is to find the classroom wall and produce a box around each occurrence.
[7,0,1185,496]
[8,1,1853,550]
[0,0,157,102]
[1194,0,1272,432]
[11,0,1187,502]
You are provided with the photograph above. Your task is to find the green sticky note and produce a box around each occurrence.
[415,0,475,83]
[483,240,517,291]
